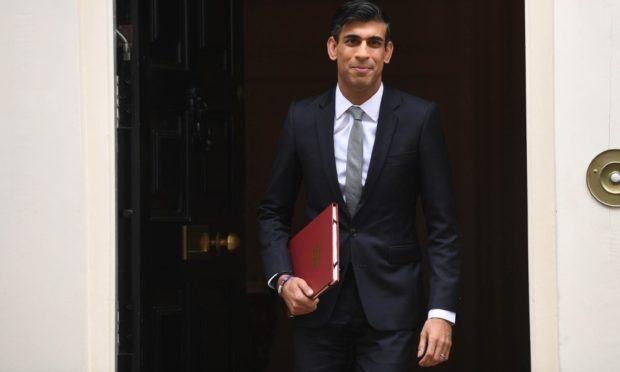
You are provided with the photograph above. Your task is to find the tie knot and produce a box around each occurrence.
[348,106,364,121]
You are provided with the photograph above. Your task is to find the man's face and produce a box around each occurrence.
[327,20,393,99]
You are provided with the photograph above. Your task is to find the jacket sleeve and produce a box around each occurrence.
[257,103,302,282]
[417,103,462,312]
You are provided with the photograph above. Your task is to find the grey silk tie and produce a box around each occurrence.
[345,106,364,216]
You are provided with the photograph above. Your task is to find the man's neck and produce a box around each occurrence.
[338,80,382,105]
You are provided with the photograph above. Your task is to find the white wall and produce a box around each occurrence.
[528,0,620,371]
[0,0,115,371]
[0,1,86,371]
[555,0,620,371]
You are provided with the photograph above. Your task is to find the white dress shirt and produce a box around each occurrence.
[334,84,455,324]
[333,84,382,194]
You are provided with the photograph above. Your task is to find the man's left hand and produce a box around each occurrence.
[417,318,453,367]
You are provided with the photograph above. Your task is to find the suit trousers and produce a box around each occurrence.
[293,266,416,372]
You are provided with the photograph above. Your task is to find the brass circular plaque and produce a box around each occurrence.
[587,149,620,207]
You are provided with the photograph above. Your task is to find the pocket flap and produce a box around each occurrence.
[388,244,420,264]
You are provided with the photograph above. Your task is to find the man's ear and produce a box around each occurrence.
[327,36,338,61]
[384,41,394,64]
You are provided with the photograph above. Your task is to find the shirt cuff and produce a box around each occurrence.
[267,273,280,289]
[428,309,456,325]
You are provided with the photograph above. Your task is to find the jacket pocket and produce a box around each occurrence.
[387,244,420,264]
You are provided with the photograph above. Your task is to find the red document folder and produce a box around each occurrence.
[289,203,340,299]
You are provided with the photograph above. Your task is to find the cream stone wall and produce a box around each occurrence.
[527,0,620,371]
[0,1,86,370]
[0,0,115,371]
[554,1,620,371]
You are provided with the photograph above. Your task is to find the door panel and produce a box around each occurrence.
[148,0,189,69]
[149,111,189,220]
[117,0,245,371]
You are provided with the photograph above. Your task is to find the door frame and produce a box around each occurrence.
[79,0,116,370]
[83,0,560,370]
[524,0,560,371]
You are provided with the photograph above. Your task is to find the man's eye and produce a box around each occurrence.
[345,39,359,45]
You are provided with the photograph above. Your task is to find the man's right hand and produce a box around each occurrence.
[280,276,319,316]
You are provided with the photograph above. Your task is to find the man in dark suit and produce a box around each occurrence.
[258,1,462,370]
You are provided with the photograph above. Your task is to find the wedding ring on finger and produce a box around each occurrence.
[439,353,448,360]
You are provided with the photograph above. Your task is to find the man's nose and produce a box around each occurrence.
[355,42,370,58]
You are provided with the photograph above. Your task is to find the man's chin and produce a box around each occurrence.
[348,80,379,93]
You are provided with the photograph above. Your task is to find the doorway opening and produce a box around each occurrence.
[116,1,529,371]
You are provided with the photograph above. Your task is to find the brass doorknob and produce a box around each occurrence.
[182,226,241,260]
[197,232,241,252]
[198,232,211,253]
[215,232,240,252]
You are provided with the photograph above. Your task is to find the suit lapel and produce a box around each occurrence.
[360,86,401,206]
[315,88,347,211]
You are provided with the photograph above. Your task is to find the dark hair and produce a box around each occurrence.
[331,1,392,44]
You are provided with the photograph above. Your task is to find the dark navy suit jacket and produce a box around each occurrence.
[258,85,462,331]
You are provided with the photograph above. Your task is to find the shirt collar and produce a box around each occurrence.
[335,83,384,122]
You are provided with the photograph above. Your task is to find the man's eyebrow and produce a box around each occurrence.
[342,34,385,42]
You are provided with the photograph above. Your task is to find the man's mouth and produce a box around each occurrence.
[352,65,372,73]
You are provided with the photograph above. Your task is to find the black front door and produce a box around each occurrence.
[116,0,245,371]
